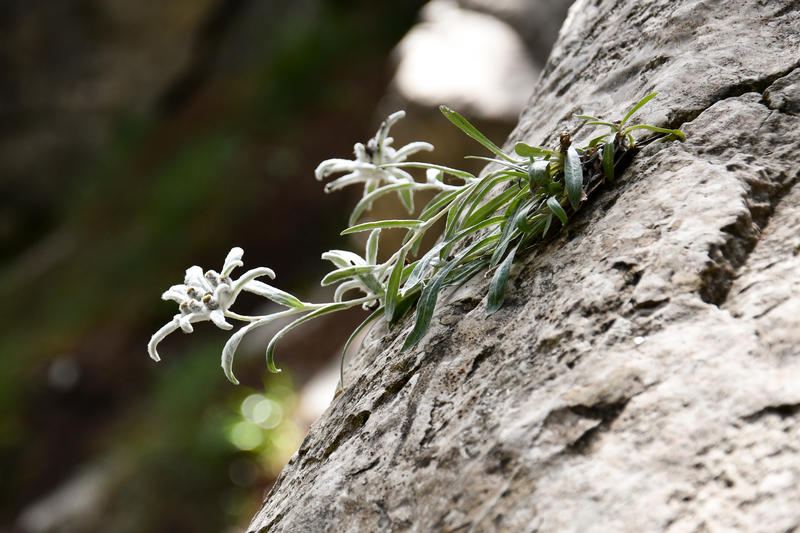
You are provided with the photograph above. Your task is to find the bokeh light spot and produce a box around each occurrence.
[252,398,282,429]
[228,421,263,451]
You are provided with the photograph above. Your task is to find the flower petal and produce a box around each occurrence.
[321,172,359,192]
[375,111,405,149]
[184,266,209,290]
[315,158,358,180]
[161,284,188,303]
[178,312,206,333]
[147,321,181,361]
[222,247,244,276]
[322,169,382,193]
[229,267,276,303]
[385,110,405,127]
[209,309,233,330]
[393,141,434,161]
[353,143,370,162]
[386,167,415,183]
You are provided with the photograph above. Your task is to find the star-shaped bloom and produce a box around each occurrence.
[147,247,275,362]
[314,110,434,202]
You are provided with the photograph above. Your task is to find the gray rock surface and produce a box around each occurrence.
[248,1,800,531]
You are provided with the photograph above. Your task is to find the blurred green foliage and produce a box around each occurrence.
[0,0,425,530]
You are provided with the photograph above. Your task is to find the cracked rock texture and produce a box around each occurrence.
[249,1,800,531]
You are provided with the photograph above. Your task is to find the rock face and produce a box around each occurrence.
[248,1,800,531]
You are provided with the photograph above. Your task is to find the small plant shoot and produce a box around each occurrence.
[148,94,684,386]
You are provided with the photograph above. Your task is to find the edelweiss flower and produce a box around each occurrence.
[314,110,433,201]
[147,247,275,362]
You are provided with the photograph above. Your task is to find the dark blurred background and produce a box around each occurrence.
[0,1,571,531]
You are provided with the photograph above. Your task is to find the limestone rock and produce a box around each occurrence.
[249,1,800,531]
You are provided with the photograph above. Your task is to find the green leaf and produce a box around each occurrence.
[402,246,471,350]
[366,229,380,265]
[439,105,516,163]
[514,142,557,158]
[449,215,505,244]
[384,246,408,322]
[564,146,583,210]
[542,213,553,237]
[463,185,520,228]
[517,212,546,234]
[523,214,547,242]
[399,188,414,214]
[501,187,528,220]
[349,183,416,225]
[321,253,384,295]
[363,180,378,199]
[528,160,550,188]
[391,289,421,324]
[547,196,568,225]
[444,185,474,240]
[342,219,423,234]
[403,242,445,293]
[445,257,489,289]
[410,232,425,257]
[221,321,263,384]
[439,213,506,265]
[586,121,617,130]
[464,156,527,173]
[490,198,530,267]
[602,141,615,182]
[321,250,366,269]
[244,280,304,309]
[442,175,512,248]
[620,92,657,128]
[339,306,384,389]
[583,120,619,128]
[446,235,503,285]
[587,133,611,148]
[461,234,501,263]
[487,243,519,315]
[418,189,460,221]
[321,265,377,286]
[358,273,384,296]
[267,303,352,373]
[381,161,475,180]
[461,171,518,222]
[622,123,685,141]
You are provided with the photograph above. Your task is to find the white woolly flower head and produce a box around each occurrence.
[314,110,434,203]
[147,247,275,364]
